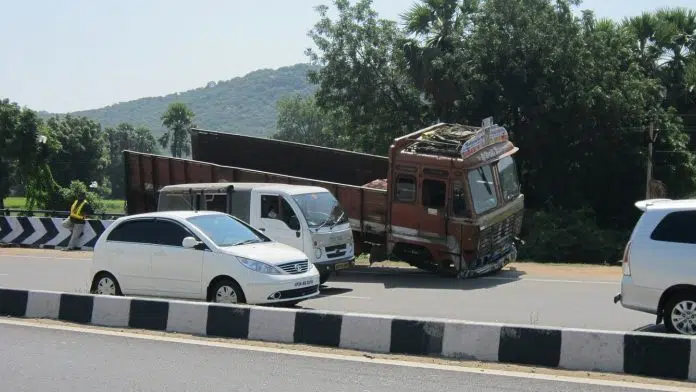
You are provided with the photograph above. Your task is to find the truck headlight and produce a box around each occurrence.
[314,247,322,259]
[238,257,282,275]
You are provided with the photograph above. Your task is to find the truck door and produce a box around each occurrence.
[419,172,449,245]
[255,193,305,252]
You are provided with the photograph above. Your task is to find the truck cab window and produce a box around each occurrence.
[422,179,446,209]
[395,176,416,202]
[261,195,280,219]
[452,181,468,216]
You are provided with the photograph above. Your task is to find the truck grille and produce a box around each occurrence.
[478,209,524,257]
[325,244,347,259]
[278,260,309,274]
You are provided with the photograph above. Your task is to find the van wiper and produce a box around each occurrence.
[233,239,261,246]
[329,211,345,230]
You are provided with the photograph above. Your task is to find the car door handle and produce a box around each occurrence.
[258,228,266,231]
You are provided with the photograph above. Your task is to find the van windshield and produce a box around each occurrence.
[292,192,348,229]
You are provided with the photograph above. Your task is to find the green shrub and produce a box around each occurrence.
[48,180,106,214]
[518,206,629,264]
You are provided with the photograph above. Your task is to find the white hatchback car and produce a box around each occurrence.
[614,199,696,334]
[89,210,320,305]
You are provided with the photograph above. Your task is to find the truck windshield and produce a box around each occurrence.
[467,165,498,215]
[497,155,520,201]
[292,192,348,229]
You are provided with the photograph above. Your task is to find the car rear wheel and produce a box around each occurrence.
[664,293,696,335]
[211,278,246,304]
[91,272,122,296]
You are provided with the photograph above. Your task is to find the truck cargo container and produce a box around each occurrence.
[124,118,524,277]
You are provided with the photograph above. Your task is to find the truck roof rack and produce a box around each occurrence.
[404,123,482,158]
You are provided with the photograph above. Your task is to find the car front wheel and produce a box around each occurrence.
[664,293,696,335]
[210,278,246,304]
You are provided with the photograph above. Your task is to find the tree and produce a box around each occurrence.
[306,0,425,154]
[0,98,59,210]
[272,94,337,146]
[45,115,110,197]
[159,102,195,158]
[105,123,158,199]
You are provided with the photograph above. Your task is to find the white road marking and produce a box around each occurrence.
[0,318,690,392]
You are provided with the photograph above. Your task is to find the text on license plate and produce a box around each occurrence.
[294,279,314,288]
[334,262,350,270]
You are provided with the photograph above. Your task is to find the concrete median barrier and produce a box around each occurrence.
[0,216,113,250]
[1,287,695,381]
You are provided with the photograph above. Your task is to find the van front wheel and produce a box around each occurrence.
[319,272,331,285]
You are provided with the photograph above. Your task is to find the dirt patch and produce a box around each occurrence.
[9,317,695,390]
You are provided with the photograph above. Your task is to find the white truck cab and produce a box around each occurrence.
[156,182,355,284]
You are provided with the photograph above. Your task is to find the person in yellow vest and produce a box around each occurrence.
[66,192,93,251]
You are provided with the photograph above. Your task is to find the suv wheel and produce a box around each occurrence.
[664,292,696,335]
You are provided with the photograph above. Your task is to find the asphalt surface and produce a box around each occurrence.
[0,322,667,392]
[0,252,658,332]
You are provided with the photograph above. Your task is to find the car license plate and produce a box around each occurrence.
[334,262,350,271]
[294,279,314,288]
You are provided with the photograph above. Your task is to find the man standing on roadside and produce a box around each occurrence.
[66,191,93,251]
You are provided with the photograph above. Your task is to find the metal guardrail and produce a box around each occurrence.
[0,209,125,220]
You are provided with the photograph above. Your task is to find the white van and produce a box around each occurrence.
[156,182,355,284]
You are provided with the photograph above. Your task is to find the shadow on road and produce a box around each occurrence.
[328,266,526,290]
[635,323,668,334]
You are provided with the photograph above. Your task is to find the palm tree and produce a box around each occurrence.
[159,102,195,158]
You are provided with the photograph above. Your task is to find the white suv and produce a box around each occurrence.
[614,199,696,335]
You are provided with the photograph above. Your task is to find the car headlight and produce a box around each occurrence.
[238,257,282,275]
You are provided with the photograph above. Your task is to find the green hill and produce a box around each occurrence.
[39,63,317,137]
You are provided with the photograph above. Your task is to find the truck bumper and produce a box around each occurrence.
[314,257,355,275]
[458,246,517,279]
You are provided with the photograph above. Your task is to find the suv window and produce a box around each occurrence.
[106,220,156,244]
[151,219,194,247]
[650,211,696,244]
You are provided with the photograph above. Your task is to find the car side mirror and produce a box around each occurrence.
[182,236,204,250]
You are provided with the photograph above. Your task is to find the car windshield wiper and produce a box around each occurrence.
[232,239,261,246]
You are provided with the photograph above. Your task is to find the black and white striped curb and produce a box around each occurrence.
[0,217,112,250]
[1,287,695,381]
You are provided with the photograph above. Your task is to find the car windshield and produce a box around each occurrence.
[187,214,268,247]
[468,165,498,215]
[292,192,348,229]
[497,156,520,201]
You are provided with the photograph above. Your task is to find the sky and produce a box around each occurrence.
[1,0,694,113]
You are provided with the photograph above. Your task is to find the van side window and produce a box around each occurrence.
[650,211,696,244]
[261,195,280,219]
[422,179,446,209]
[395,175,416,202]
[452,181,468,216]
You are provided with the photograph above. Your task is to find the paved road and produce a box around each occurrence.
[0,252,657,332]
[0,321,673,392]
